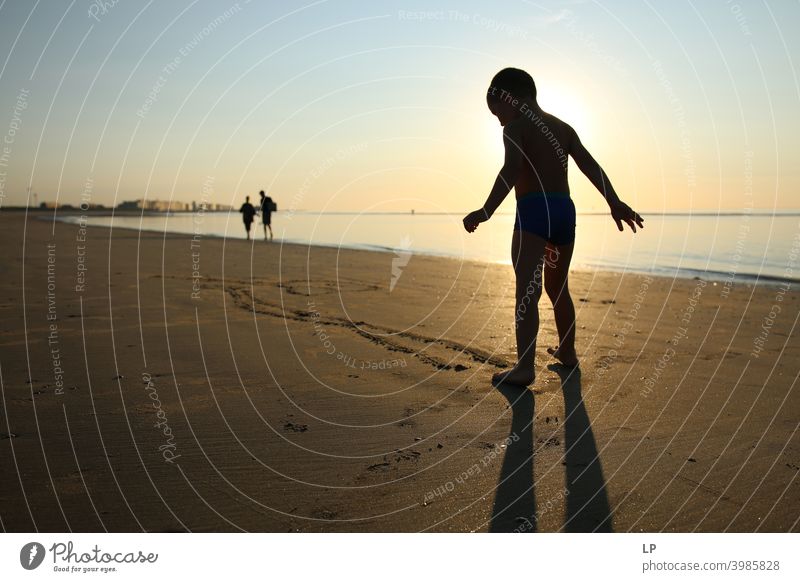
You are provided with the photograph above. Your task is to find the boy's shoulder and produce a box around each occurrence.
[507,112,576,139]
[542,110,573,131]
[540,112,578,145]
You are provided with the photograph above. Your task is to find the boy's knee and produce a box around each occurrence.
[545,279,569,302]
[517,278,543,303]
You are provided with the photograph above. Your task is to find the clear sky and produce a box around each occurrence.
[0,0,797,213]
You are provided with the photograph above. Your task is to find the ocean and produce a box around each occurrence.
[56,210,800,284]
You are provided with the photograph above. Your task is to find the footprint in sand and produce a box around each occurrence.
[537,436,561,447]
[391,449,421,463]
[313,509,338,520]
[366,449,421,474]
[283,421,308,433]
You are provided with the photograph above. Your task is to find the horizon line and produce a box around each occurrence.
[5,206,800,217]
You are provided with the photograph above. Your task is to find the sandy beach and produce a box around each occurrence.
[0,212,798,533]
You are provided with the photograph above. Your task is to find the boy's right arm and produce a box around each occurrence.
[569,126,644,233]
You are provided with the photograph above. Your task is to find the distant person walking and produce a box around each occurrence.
[239,196,257,240]
[258,190,275,241]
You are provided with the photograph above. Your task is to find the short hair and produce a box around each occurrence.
[487,68,537,103]
[259,190,265,196]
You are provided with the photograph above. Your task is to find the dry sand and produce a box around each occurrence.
[0,212,798,532]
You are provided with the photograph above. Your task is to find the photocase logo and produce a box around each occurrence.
[20,542,45,570]
[390,235,413,292]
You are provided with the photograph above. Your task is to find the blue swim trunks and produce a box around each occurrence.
[513,191,576,246]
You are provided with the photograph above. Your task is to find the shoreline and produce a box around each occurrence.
[44,213,800,289]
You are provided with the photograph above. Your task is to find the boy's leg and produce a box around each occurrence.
[543,241,578,366]
[493,229,547,386]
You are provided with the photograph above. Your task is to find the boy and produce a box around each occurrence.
[463,68,644,387]
[258,190,274,241]
[239,195,257,240]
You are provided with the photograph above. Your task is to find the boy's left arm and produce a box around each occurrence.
[463,121,523,233]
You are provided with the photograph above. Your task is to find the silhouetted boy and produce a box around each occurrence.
[463,68,643,386]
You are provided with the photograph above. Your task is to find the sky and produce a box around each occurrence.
[0,0,797,213]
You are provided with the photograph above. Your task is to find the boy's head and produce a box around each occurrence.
[486,67,536,125]
[259,190,265,198]
[245,196,250,202]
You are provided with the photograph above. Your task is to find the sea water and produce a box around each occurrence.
[55,211,800,284]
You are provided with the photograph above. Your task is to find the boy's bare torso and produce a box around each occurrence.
[510,109,573,198]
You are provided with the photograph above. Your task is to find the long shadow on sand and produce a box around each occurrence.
[550,364,613,532]
[489,384,536,532]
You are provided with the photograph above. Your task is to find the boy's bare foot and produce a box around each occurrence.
[546,346,579,367]
[492,366,534,387]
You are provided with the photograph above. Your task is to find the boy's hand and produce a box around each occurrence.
[610,200,644,233]
[463,209,489,233]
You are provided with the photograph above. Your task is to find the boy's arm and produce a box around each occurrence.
[483,121,523,217]
[568,126,620,206]
[569,126,644,232]
[463,122,522,232]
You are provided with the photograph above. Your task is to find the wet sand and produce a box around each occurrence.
[0,212,798,532]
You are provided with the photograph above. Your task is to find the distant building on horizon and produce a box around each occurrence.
[116,199,232,212]
[39,201,105,210]
[117,199,188,212]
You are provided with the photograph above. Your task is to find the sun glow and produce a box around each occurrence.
[537,84,592,139]
[479,84,592,166]
[483,115,506,162]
